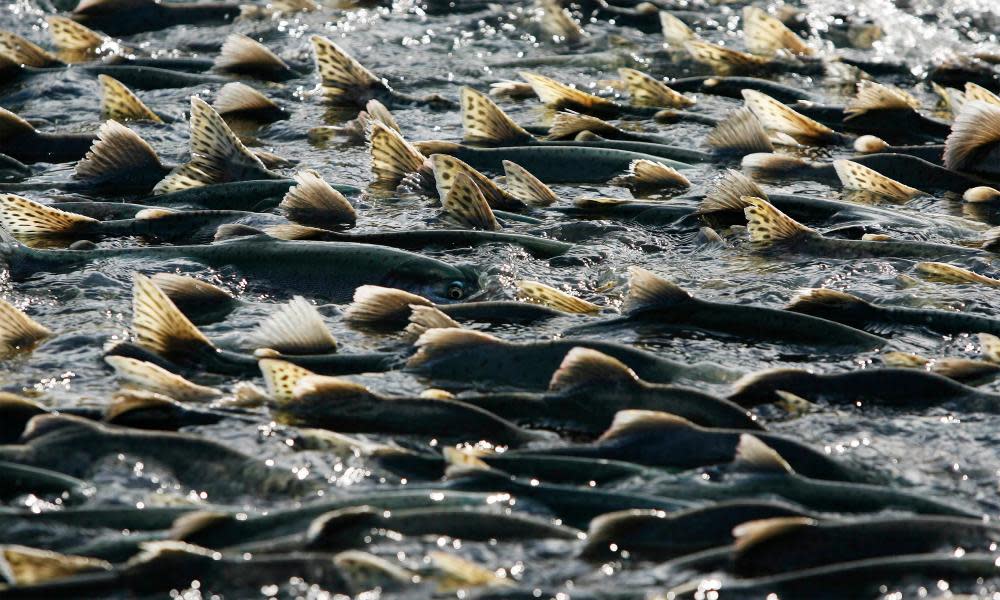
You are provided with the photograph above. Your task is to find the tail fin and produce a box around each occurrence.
[618,68,694,108]
[742,6,812,57]
[833,159,923,202]
[944,100,1000,176]
[609,159,690,193]
[247,296,338,355]
[430,153,522,211]
[104,356,220,402]
[0,106,35,144]
[45,15,109,52]
[368,121,426,187]
[743,196,814,247]
[74,120,165,186]
[742,89,838,144]
[404,305,461,338]
[546,110,621,140]
[660,11,696,46]
[0,298,52,358]
[259,358,317,402]
[344,285,432,325]
[214,33,290,78]
[519,71,618,113]
[685,40,768,75]
[844,81,919,120]
[502,161,558,207]
[0,31,61,67]
[515,280,599,313]
[310,34,383,105]
[706,107,773,154]
[280,170,356,227]
[0,194,97,236]
[131,272,216,361]
[0,545,110,586]
[98,75,161,123]
[697,169,768,215]
[460,86,533,145]
[213,82,285,119]
[441,172,500,231]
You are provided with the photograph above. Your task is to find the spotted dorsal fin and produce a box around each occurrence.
[660,11,696,46]
[213,33,290,77]
[685,40,769,75]
[460,86,533,145]
[369,121,426,186]
[131,273,215,359]
[0,31,60,67]
[0,193,97,236]
[706,107,773,154]
[45,16,109,52]
[618,68,694,108]
[502,160,558,207]
[0,299,52,358]
[258,358,317,402]
[515,280,599,314]
[98,75,161,123]
[311,34,382,104]
[742,90,837,144]
[743,196,814,246]
[519,71,619,113]
[441,172,500,231]
[153,97,275,194]
[247,296,338,355]
[280,170,356,227]
[549,347,641,392]
[844,81,919,120]
[538,0,585,43]
[344,285,432,325]
[742,6,812,57]
[430,153,522,211]
[546,110,621,140]
[697,169,768,215]
[833,159,923,202]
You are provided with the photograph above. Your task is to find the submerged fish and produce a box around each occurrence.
[566,267,885,350]
[70,0,240,35]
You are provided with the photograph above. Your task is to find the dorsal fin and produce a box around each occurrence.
[45,16,108,52]
[214,33,289,76]
[264,223,330,241]
[706,107,774,153]
[441,172,500,231]
[406,328,502,368]
[310,35,382,104]
[293,374,373,403]
[430,153,522,211]
[131,272,215,359]
[515,280,599,314]
[833,159,923,202]
[502,161,558,207]
[247,296,337,355]
[538,0,585,43]
[442,446,491,470]
[280,170,356,227]
[333,550,416,588]
[915,261,1000,287]
[964,82,1000,106]
[786,288,869,313]
[428,551,512,591]
[213,223,266,242]
[75,120,164,185]
[153,97,275,194]
[853,135,890,154]
[549,347,641,392]
[213,82,282,117]
[0,298,51,357]
[733,434,794,474]
[344,285,432,325]
[97,75,160,123]
[0,193,97,235]
[104,389,180,421]
[697,169,768,215]
[980,333,1000,363]
[618,68,694,108]
[105,355,220,402]
[369,122,426,186]
[150,273,234,308]
[844,81,919,120]
[609,159,690,193]
[742,90,837,144]
[742,152,811,176]
[743,197,814,246]
[0,545,110,586]
[742,6,812,57]
[168,511,233,542]
[623,266,692,313]
[599,410,695,441]
[404,305,461,338]
[518,71,619,113]
[460,86,533,145]
[489,79,535,100]
[944,100,1000,175]
[685,40,769,75]
[546,110,621,141]
[0,31,60,67]
[660,11,696,46]
[732,517,815,553]
[259,358,317,402]
[0,106,35,141]
[963,186,1000,203]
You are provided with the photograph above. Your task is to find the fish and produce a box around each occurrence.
[727,365,1000,412]
[258,358,552,447]
[741,196,992,260]
[232,505,583,554]
[852,134,946,165]
[580,500,812,561]
[0,542,350,598]
[787,287,1000,338]
[0,299,51,359]
[0,460,94,504]
[566,267,886,350]
[404,328,742,390]
[453,347,762,433]
[0,414,311,499]
[343,283,595,331]
[311,35,455,109]
[644,435,977,517]
[70,0,240,36]
[727,515,1000,578]
[532,410,869,483]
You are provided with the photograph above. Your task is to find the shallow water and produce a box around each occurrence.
[2,0,1000,597]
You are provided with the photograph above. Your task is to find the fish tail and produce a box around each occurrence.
[213,33,289,76]
[280,170,356,227]
[344,285,433,326]
[131,272,217,362]
[247,296,338,355]
[515,280,599,313]
[459,86,533,145]
[258,358,319,402]
[104,355,220,402]
[97,75,161,123]
[310,34,382,105]
[696,169,768,215]
[618,67,694,108]
[742,196,815,247]
[368,121,427,187]
[609,159,691,192]
[0,193,98,236]
[404,305,461,339]
[706,107,774,154]
[502,161,558,207]
[441,171,501,231]
[0,297,52,357]
[833,159,924,202]
[75,120,165,187]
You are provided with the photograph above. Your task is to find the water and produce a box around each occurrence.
[1,0,1000,597]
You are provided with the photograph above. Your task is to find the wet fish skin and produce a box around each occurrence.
[0,130,96,164]
[731,516,1000,578]
[667,76,816,103]
[771,226,985,260]
[793,101,952,143]
[525,139,712,165]
[580,500,812,561]
[72,2,240,36]
[0,460,93,503]
[728,367,1000,412]
[0,415,311,499]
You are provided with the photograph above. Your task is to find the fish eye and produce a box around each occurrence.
[446,282,465,300]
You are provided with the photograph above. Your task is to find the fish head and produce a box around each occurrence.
[391,262,480,304]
